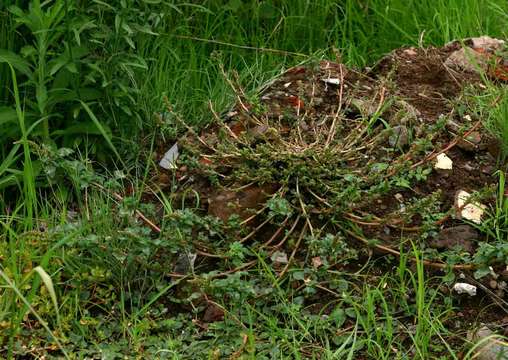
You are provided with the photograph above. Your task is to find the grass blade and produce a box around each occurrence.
[33,266,60,327]
[79,100,122,162]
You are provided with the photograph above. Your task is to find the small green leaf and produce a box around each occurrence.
[49,55,68,76]
[51,121,112,136]
[0,49,32,76]
[293,271,305,281]
[123,35,135,49]
[0,106,18,126]
[474,266,491,279]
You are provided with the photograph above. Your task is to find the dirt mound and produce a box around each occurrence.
[153,38,506,286]
[148,37,508,353]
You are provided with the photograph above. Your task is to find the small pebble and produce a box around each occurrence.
[389,125,409,148]
[489,279,498,289]
[463,163,475,172]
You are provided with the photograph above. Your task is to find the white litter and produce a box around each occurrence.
[434,153,453,170]
[453,282,477,296]
[456,190,486,224]
[159,143,179,169]
[322,78,341,85]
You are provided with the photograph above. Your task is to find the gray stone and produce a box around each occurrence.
[468,326,508,360]
[388,125,409,148]
[429,225,479,253]
[391,100,420,126]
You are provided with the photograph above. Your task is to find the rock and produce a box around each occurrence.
[501,267,508,281]
[173,252,197,274]
[468,326,508,360]
[321,78,341,85]
[389,125,409,148]
[429,225,478,253]
[457,132,482,152]
[453,282,477,296]
[271,251,288,266]
[467,131,482,144]
[434,153,453,170]
[402,48,418,56]
[202,302,224,323]
[445,47,488,73]
[489,279,498,289]
[446,119,461,133]
[463,163,475,172]
[350,98,378,118]
[248,124,270,139]
[499,281,507,291]
[312,256,323,268]
[208,185,277,221]
[457,138,477,152]
[445,36,505,74]
[470,36,506,51]
[391,100,421,126]
[455,190,487,224]
[481,164,496,175]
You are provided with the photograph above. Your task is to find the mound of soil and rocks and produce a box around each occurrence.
[154,37,508,352]
[160,36,503,258]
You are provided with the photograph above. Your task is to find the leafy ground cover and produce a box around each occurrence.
[2,1,508,359]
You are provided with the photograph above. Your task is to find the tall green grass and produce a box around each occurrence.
[138,0,508,128]
[0,1,19,106]
[2,0,508,182]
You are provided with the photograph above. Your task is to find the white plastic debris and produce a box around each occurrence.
[453,282,477,296]
[321,78,341,85]
[434,153,453,170]
[456,190,486,224]
[159,143,179,170]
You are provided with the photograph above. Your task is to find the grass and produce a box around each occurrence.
[1,0,508,358]
[137,0,508,127]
